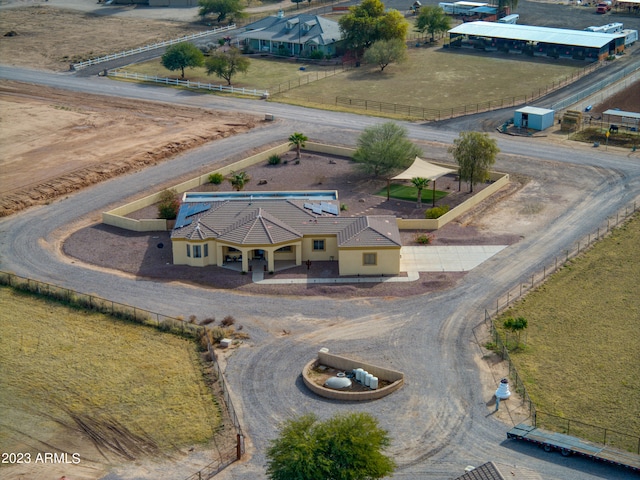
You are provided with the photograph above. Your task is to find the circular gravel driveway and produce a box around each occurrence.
[1,68,640,480]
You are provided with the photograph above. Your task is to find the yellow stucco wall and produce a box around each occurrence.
[338,247,400,276]
[172,240,216,266]
[301,236,339,262]
[396,172,510,230]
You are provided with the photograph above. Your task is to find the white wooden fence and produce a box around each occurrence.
[107,69,268,97]
[72,24,236,70]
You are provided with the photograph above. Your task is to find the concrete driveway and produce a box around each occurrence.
[400,245,509,272]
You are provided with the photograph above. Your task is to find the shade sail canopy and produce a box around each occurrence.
[392,157,456,181]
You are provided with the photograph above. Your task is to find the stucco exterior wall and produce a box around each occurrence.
[102,143,292,231]
[338,247,400,276]
[396,172,509,230]
[301,236,338,262]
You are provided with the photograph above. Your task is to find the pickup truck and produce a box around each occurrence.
[596,2,612,13]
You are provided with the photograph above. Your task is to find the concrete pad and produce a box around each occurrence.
[400,245,508,272]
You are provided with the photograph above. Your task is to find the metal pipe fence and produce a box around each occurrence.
[0,272,245,478]
[534,411,640,454]
[480,200,639,450]
[324,60,603,121]
[72,25,237,70]
[108,70,268,97]
[550,63,640,111]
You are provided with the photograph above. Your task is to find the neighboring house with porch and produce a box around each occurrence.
[237,12,343,57]
[170,191,401,276]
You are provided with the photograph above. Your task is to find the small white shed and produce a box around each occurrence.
[514,106,555,131]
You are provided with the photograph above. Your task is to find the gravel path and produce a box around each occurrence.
[1,67,640,480]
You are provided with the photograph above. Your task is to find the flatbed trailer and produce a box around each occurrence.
[507,424,640,473]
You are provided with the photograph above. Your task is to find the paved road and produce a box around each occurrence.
[1,65,639,480]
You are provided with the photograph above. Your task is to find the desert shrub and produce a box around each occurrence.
[425,205,450,219]
[415,233,432,245]
[158,189,180,220]
[221,315,235,327]
[199,317,216,326]
[340,203,348,211]
[209,173,224,184]
[307,50,324,60]
[268,154,281,165]
[189,315,198,324]
[211,326,235,343]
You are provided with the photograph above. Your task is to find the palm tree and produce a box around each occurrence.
[411,177,430,208]
[229,171,250,191]
[288,132,308,159]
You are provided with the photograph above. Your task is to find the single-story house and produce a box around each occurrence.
[236,12,343,57]
[171,191,401,276]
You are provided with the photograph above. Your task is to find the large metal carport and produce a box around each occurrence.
[447,22,625,61]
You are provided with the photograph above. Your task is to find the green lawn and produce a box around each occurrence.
[376,183,448,203]
[496,213,640,447]
[0,287,220,454]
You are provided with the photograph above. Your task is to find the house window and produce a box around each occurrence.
[313,239,325,251]
[204,244,209,257]
[193,245,202,258]
[363,253,377,265]
[186,244,191,257]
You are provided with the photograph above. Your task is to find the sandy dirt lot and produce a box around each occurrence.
[0,4,206,71]
[0,81,258,216]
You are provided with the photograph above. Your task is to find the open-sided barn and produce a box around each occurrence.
[448,22,625,61]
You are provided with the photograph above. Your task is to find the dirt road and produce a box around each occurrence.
[1,1,640,479]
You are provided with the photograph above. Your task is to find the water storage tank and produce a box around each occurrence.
[364,373,373,387]
[325,372,352,390]
[370,376,379,389]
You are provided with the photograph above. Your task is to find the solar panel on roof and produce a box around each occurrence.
[312,204,323,215]
[322,203,339,215]
[174,202,211,229]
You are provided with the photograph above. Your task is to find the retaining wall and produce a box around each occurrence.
[302,351,404,401]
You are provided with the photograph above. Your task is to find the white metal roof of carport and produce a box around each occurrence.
[448,22,620,48]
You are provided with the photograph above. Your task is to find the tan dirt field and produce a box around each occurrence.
[0,5,206,71]
[0,81,258,216]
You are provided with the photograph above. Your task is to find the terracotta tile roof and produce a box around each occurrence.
[337,216,402,248]
[218,208,303,245]
[171,198,400,248]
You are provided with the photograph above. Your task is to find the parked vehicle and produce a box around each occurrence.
[622,29,638,46]
[585,22,623,33]
[498,14,519,24]
[596,2,612,13]
[507,424,640,473]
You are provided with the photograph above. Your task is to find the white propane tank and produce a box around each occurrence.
[360,370,368,383]
[355,368,364,382]
[370,376,379,389]
[365,373,373,387]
